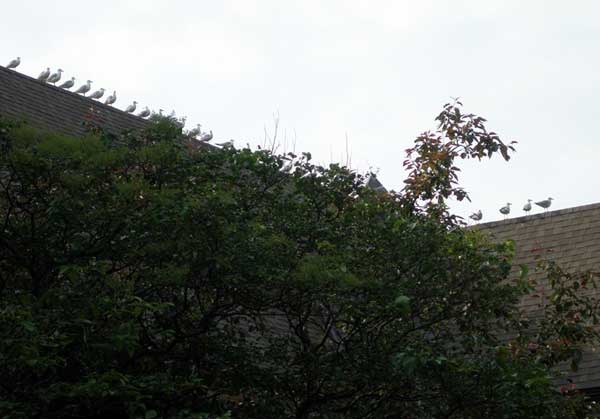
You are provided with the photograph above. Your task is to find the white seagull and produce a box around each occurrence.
[188,124,202,137]
[88,88,105,100]
[47,69,63,85]
[7,57,20,69]
[137,107,150,118]
[469,210,482,223]
[124,101,138,113]
[199,130,213,142]
[499,203,511,219]
[104,91,117,105]
[216,140,234,148]
[523,199,532,214]
[58,77,75,89]
[535,197,554,212]
[37,67,51,82]
[74,80,92,95]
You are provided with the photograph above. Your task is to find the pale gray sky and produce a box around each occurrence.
[3,0,600,221]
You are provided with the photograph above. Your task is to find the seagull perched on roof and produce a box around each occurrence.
[469,210,482,223]
[6,57,20,69]
[58,77,75,89]
[47,69,63,85]
[523,199,532,214]
[199,130,213,142]
[137,107,150,118]
[535,197,553,212]
[104,91,117,105]
[37,67,51,82]
[74,80,92,95]
[124,101,137,113]
[216,140,234,148]
[499,203,511,219]
[88,88,105,100]
[188,124,202,137]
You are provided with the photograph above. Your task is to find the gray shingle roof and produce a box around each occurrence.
[0,65,148,136]
[477,203,600,391]
[366,175,387,193]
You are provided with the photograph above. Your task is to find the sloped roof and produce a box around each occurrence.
[477,203,600,390]
[0,65,148,136]
[366,175,388,193]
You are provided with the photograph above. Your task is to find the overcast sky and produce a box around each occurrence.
[3,1,600,221]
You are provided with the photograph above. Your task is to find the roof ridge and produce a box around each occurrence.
[476,201,600,229]
[0,65,148,124]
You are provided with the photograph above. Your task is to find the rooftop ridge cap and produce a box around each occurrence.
[475,201,600,229]
[0,65,149,125]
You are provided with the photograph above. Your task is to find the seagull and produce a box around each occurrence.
[88,88,105,100]
[523,199,532,214]
[499,203,511,219]
[6,57,20,69]
[535,197,553,212]
[37,67,51,82]
[199,130,213,142]
[188,124,202,137]
[469,210,482,223]
[216,140,234,148]
[74,80,92,95]
[104,91,117,105]
[58,77,75,89]
[124,101,138,113]
[137,107,150,118]
[46,69,63,85]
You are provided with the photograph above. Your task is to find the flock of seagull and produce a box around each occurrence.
[469,197,554,223]
[5,57,214,143]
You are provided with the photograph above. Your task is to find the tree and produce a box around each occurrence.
[0,105,598,418]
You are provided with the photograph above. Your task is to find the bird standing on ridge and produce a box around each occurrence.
[74,80,92,95]
[37,67,51,82]
[47,69,63,85]
[104,91,117,105]
[535,197,554,213]
[216,140,234,148]
[199,130,213,142]
[499,203,511,219]
[189,124,202,137]
[124,101,137,113]
[523,199,532,214]
[7,57,20,69]
[59,77,75,89]
[88,88,105,100]
[137,107,150,118]
[469,210,482,223]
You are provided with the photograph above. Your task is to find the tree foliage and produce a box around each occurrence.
[0,104,598,418]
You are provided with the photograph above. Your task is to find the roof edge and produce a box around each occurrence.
[476,202,600,229]
[0,65,149,124]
